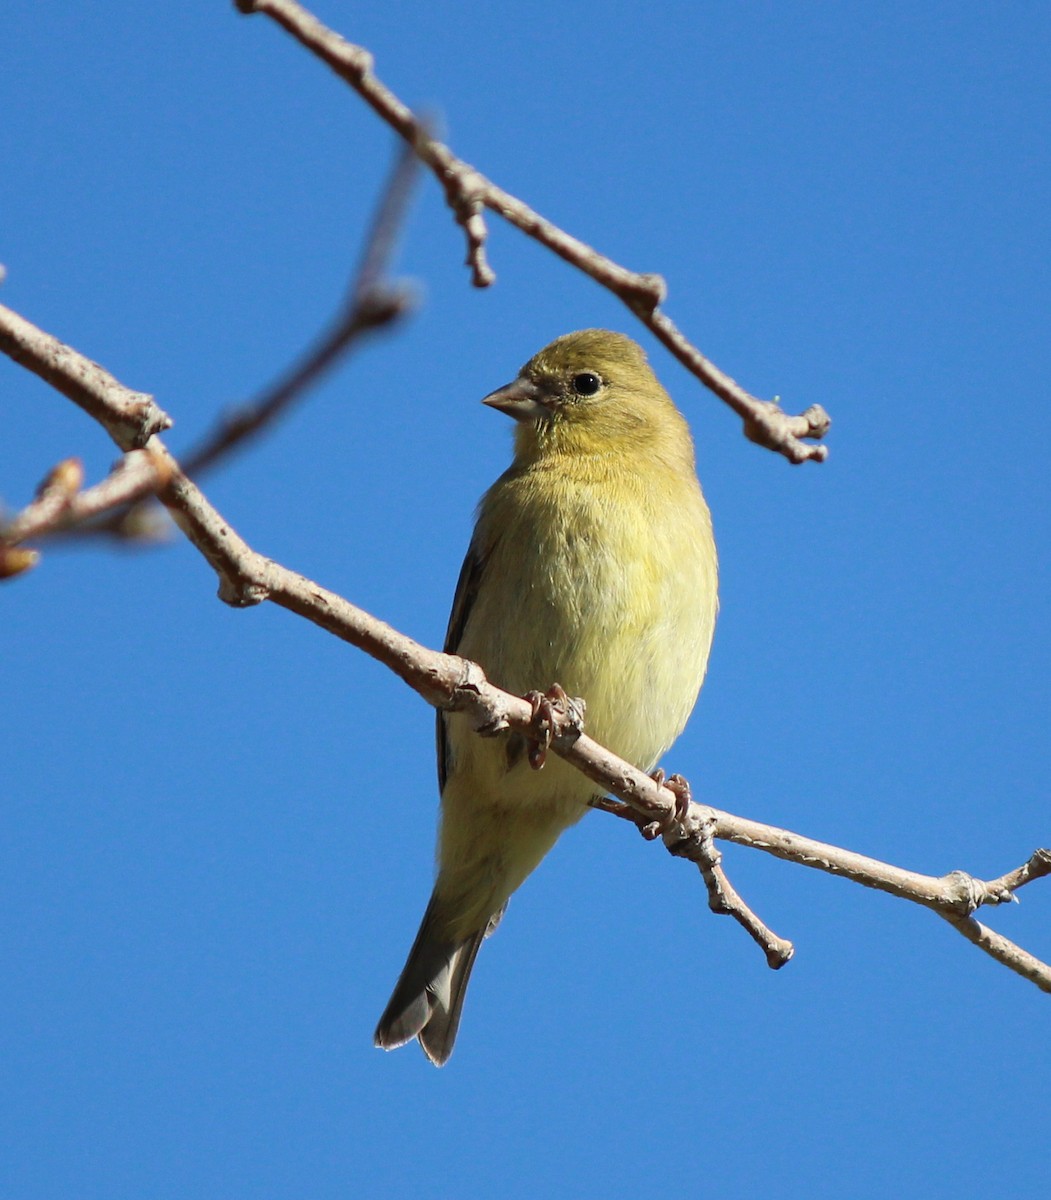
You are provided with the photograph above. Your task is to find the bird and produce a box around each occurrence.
[374,329,718,1065]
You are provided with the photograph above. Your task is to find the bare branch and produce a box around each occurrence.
[940,912,1051,991]
[179,139,420,479]
[2,301,1044,992]
[592,794,795,968]
[0,305,171,452]
[8,141,420,551]
[1,450,170,550]
[233,0,830,466]
[983,848,1051,897]
[2,456,84,544]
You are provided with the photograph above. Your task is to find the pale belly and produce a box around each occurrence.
[432,467,717,936]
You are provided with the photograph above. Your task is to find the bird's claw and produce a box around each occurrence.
[641,769,693,839]
[524,683,586,770]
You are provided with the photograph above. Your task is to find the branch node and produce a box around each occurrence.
[450,660,509,735]
[217,576,270,607]
[354,281,418,331]
[798,403,832,441]
[943,870,989,915]
[129,396,174,447]
[624,272,667,315]
[668,802,795,968]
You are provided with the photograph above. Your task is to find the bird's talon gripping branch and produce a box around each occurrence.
[666,773,693,825]
[642,769,693,839]
[524,683,584,770]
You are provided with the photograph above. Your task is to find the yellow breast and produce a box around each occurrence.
[452,449,717,805]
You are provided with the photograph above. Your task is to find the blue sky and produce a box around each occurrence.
[3,2,1049,1197]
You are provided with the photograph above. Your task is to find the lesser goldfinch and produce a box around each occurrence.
[375,329,718,1064]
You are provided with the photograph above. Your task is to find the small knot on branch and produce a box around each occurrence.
[353,281,419,332]
[126,394,173,448]
[796,403,832,441]
[1024,848,1051,880]
[942,870,983,915]
[0,456,85,557]
[448,659,511,736]
[622,272,667,316]
[217,576,270,607]
[665,805,718,863]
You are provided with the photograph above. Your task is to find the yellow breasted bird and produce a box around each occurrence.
[374,329,718,1064]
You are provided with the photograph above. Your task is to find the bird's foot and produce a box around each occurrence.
[641,769,693,840]
[524,683,586,770]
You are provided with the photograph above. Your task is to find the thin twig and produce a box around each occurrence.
[180,139,420,478]
[669,814,795,969]
[25,140,421,549]
[234,0,831,466]
[591,795,795,968]
[1,451,170,551]
[0,307,172,447]
[2,457,84,545]
[940,912,1051,990]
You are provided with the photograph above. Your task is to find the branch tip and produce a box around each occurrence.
[0,545,40,580]
[37,456,84,499]
[799,403,832,440]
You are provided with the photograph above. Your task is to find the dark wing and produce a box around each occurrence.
[443,536,487,656]
[436,537,489,793]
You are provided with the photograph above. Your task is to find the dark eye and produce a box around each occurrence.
[571,372,601,396]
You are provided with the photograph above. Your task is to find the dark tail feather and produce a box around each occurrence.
[374,895,502,1067]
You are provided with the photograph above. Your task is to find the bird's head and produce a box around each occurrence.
[482,329,691,464]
